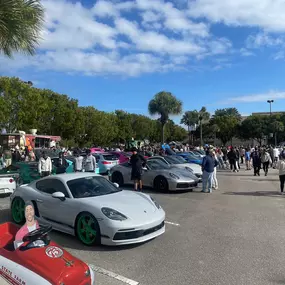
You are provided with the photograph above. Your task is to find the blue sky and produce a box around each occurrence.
[1,0,285,124]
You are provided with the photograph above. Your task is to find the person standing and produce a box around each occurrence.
[83,149,97,173]
[212,150,219,190]
[201,149,218,193]
[3,148,12,167]
[251,147,261,176]
[277,153,285,195]
[55,152,69,174]
[273,146,280,168]
[261,148,272,176]
[74,151,84,172]
[228,147,237,172]
[130,147,146,191]
[245,148,251,170]
[38,151,52,177]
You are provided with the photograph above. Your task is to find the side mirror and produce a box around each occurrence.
[52,191,65,201]
[113,183,119,188]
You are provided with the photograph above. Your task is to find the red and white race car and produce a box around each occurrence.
[0,222,95,285]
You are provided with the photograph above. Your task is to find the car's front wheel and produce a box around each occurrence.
[11,197,25,224]
[75,212,101,246]
[154,176,169,192]
[111,171,124,186]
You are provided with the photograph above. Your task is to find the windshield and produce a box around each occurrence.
[147,159,169,170]
[103,154,118,161]
[67,176,121,198]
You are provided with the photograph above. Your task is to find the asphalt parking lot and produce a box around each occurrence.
[1,166,285,285]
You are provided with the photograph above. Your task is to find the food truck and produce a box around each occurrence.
[0,130,61,150]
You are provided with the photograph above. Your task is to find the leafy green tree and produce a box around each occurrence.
[239,115,269,145]
[212,108,241,145]
[115,110,132,143]
[0,0,44,57]
[148,91,182,144]
[181,110,199,145]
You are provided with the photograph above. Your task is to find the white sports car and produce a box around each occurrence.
[10,173,165,246]
[0,175,16,195]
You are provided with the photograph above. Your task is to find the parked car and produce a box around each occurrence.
[148,156,202,181]
[10,173,165,246]
[0,175,16,195]
[176,153,203,165]
[0,222,95,284]
[93,153,119,174]
[108,151,131,164]
[110,159,199,191]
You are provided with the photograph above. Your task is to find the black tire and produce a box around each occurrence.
[154,176,169,192]
[75,212,101,246]
[11,197,25,224]
[111,172,124,186]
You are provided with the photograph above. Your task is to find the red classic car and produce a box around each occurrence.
[0,222,95,285]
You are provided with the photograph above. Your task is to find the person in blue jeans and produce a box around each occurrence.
[201,149,218,193]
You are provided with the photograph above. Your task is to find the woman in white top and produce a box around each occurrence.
[212,150,219,190]
[276,153,285,194]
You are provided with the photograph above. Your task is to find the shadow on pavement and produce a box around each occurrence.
[224,191,282,197]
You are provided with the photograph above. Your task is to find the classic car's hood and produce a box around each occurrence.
[81,190,157,220]
[16,241,90,284]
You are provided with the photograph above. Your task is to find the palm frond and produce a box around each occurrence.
[0,0,44,57]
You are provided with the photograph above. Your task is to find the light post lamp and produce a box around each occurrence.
[267,99,274,115]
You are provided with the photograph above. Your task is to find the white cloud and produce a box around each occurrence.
[188,0,285,32]
[226,91,285,103]
[5,0,285,77]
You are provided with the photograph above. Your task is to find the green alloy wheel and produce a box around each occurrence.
[76,213,100,246]
[12,198,25,224]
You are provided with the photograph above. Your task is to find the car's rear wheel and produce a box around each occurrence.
[154,176,169,192]
[11,197,25,224]
[76,212,101,246]
[111,172,124,186]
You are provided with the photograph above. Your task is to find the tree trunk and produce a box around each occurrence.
[161,123,166,144]
[200,120,203,147]
[188,125,191,146]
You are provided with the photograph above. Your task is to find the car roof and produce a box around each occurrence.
[34,172,102,183]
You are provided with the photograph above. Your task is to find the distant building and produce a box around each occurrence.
[252,111,285,116]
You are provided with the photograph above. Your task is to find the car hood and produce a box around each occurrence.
[80,190,158,220]
[160,166,198,181]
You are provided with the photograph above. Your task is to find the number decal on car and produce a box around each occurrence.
[45,246,63,258]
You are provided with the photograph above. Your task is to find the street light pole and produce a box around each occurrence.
[267,99,274,115]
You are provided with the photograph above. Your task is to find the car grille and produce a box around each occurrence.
[177,182,198,188]
[113,221,165,240]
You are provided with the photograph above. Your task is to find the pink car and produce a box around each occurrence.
[109,151,131,164]
[90,147,104,154]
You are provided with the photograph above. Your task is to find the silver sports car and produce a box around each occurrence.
[110,159,199,191]
[147,156,203,181]
[10,173,165,246]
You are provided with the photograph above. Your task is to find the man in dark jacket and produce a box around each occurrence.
[251,147,261,176]
[227,147,237,172]
[201,149,218,193]
[130,147,146,191]
[55,152,68,174]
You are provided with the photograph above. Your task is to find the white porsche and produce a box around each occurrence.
[10,173,165,246]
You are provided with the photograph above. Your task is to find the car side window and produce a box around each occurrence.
[36,179,70,197]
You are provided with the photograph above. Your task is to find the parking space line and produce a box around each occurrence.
[89,264,139,285]
[165,221,180,226]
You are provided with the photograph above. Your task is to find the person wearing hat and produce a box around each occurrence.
[38,151,52,177]
[130,147,146,191]
[14,201,39,249]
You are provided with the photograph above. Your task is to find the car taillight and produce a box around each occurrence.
[102,161,111,165]
[9,179,14,183]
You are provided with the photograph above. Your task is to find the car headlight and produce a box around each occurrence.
[150,196,161,209]
[185,167,194,173]
[169,173,180,179]
[101,207,127,221]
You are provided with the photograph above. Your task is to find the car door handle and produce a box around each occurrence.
[36,199,43,203]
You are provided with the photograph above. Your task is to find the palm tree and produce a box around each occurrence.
[198,106,210,146]
[181,110,199,145]
[148,91,182,144]
[0,0,44,57]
